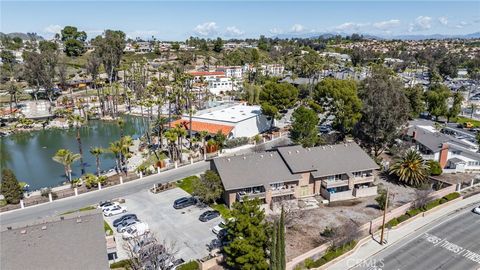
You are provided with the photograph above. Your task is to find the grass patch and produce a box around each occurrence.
[60,205,96,215]
[110,259,132,269]
[210,203,232,219]
[176,176,199,194]
[104,221,113,236]
[176,260,199,270]
[452,116,480,128]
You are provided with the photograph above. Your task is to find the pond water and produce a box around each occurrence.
[1,115,148,190]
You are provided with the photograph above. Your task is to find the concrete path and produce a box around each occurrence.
[327,194,480,270]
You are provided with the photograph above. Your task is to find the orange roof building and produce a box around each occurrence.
[170,119,234,136]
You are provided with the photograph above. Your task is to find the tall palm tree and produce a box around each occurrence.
[153,116,168,149]
[68,114,86,174]
[117,117,125,139]
[120,136,134,174]
[198,130,209,159]
[164,129,179,162]
[52,149,81,187]
[89,147,104,176]
[109,141,122,174]
[389,149,429,186]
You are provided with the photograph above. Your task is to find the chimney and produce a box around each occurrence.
[439,143,449,169]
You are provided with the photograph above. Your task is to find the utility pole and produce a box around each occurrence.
[380,187,389,245]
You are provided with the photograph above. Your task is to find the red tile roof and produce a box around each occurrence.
[170,119,234,136]
[188,71,225,76]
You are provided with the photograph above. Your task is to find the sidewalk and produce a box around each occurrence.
[327,194,480,270]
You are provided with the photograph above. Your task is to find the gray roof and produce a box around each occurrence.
[213,151,300,191]
[277,143,379,178]
[408,126,476,152]
[0,210,109,270]
[447,157,465,164]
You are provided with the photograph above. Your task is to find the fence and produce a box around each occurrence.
[286,184,457,269]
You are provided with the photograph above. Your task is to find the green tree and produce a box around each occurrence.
[61,26,87,56]
[260,82,298,126]
[92,30,126,83]
[404,85,425,118]
[90,147,104,176]
[224,198,270,270]
[192,170,224,204]
[52,149,81,187]
[313,78,361,135]
[68,114,86,174]
[389,149,429,186]
[424,84,450,121]
[356,67,409,157]
[213,37,224,53]
[271,207,286,270]
[0,169,23,204]
[375,188,390,211]
[446,92,464,122]
[289,106,319,147]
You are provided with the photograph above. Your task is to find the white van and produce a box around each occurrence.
[122,222,150,240]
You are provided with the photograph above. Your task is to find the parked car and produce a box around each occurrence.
[173,197,197,209]
[113,214,138,227]
[117,219,140,233]
[98,201,119,211]
[473,205,480,214]
[122,222,150,239]
[212,218,234,234]
[199,210,220,222]
[103,205,127,217]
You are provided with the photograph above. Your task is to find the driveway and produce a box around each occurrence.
[105,188,220,262]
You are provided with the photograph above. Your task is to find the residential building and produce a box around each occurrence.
[188,71,225,83]
[261,64,285,76]
[216,66,243,79]
[0,210,110,270]
[407,125,480,173]
[213,142,379,207]
[207,77,238,95]
[171,103,271,138]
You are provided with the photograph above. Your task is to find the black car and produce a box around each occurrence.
[173,197,197,209]
[113,214,138,227]
[199,210,220,222]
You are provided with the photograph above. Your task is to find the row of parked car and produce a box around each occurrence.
[98,201,150,240]
[173,196,221,222]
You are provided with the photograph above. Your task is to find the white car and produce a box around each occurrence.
[212,218,235,234]
[122,222,150,239]
[103,205,127,217]
[473,206,480,214]
[98,201,119,211]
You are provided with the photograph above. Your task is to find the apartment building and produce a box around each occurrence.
[216,66,243,79]
[213,142,379,207]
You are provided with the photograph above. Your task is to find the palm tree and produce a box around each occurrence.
[52,149,81,187]
[109,141,122,174]
[68,114,86,174]
[119,136,134,174]
[198,130,209,159]
[7,81,22,114]
[164,129,179,162]
[89,147,104,176]
[153,116,168,149]
[389,149,429,186]
[117,117,125,139]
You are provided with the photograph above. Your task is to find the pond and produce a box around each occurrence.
[1,115,148,190]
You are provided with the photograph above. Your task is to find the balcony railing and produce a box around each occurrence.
[271,187,295,196]
[321,179,349,189]
[352,175,375,185]
[236,191,266,202]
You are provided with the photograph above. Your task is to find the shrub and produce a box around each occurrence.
[304,258,315,269]
[176,260,199,270]
[224,137,250,149]
[110,259,131,269]
[439,198,448,204]
[307,241,357,268]
[397,214,410,223]
[320,226,336,238]
[442,192,460,201]
[385,218,399,228]
[428,160,443,176]
[375,188,390,210]
[407,208,421,217]
[40,188,58,200]
[1,169,23,204]
[423,199,441,211]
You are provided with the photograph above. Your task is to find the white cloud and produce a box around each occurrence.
[373,19,401,30]
[335,22,368,31]
[269,28,283,35]
[290,24,305,33]
[409,16,432,32]
[193,22,218,36]
[225,26,244,36]
[43,24,62,34]
[455,21,469,29]
[438,16,449,26]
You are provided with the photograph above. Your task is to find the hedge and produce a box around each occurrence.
[176,261,199,270]
[304,241,357,268]
[381,192,461,230]
[110,259,131,269]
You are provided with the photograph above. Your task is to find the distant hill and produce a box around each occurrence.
[273,32,480,41]
[0,32,44,40]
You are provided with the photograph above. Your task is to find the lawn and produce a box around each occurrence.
[452,116,480,128]
[176,175,199,194]
[210,203,231,219]
[104,221,113,235]
[60,205,96,215]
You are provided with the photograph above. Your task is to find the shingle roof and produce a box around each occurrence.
[170,119,234,136]
[0,210,109,270]
[213,151,300,191]
[408,126,476,152]
[277,143,379,178]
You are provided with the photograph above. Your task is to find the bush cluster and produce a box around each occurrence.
[110,259,131,269]
[176,261,200,270]
[224,137,250,149]
[304,241,357,269]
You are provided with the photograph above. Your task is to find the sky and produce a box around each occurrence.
[1,1,479,41]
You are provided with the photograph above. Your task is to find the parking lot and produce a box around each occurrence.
[104,188,221,262]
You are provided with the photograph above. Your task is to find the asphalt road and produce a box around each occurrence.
[0,161,210,226]
[354,206,480,270]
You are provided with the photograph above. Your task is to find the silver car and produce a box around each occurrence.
[117,219,139,233]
